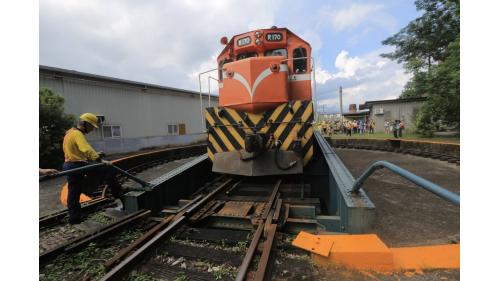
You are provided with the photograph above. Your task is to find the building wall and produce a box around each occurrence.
[40,72,218,154]
[369,101,424,133]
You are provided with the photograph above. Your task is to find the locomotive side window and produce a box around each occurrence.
[264,48,288,58]
[219,58,233,80]
[293,48,307,73]
[236,52,257,61]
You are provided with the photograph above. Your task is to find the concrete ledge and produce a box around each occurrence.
[327,138,460,159]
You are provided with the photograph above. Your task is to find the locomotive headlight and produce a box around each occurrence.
[255,31,262,38]
[255,38,261,45]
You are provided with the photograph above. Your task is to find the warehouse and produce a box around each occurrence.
[359,97,427,133]
[39,65,218,154]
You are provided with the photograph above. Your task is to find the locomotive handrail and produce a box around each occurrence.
[207,76,219,107]
[351,160,460,205]
[198,68,218,130]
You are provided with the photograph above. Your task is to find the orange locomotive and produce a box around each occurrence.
[204,27,315,176]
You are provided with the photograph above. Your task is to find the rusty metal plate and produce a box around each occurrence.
[292,231,334,257]
[217,201,253,217]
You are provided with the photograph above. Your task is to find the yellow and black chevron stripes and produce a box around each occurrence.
[205,100,314,166]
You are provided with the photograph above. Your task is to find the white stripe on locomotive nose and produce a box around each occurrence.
[222,64,288,100]
[288,74,311,82]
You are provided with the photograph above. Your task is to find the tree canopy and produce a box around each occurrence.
[381,0,459,134]
[39,88,75,168]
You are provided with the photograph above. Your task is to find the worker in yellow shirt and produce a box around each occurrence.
[62,113,123,224]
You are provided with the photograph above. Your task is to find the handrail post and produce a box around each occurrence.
[351,161,460,205]
[197,68,218,132]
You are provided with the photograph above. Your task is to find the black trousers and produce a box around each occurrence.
[393,129,398,138]
[63,161,123,220]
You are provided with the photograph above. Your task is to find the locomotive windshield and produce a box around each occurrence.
[236,52,257,60]
[264,48,287,58]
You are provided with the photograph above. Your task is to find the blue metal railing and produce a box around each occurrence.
[351,161,460,205]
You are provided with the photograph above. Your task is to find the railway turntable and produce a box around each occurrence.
[39,27,460,281]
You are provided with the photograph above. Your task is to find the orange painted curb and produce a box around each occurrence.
[391,244,460,270]
[292,231,334,257]
[292,232,460,272]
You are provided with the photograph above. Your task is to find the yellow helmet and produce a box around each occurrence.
[80,113,99,128]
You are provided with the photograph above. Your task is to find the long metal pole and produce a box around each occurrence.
[339,86,343,124]
[351,160,460,205]
[39,162,152,188]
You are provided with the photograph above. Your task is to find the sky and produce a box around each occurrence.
[39,0,421,114]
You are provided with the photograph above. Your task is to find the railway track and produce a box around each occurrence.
[99,175,313,281]
[333,143,460,165]
[40,151,319,280]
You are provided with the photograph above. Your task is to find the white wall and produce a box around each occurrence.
[40,72,218,153]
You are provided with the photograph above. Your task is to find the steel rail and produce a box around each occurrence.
[100,178,233,281]
[235,179,282,281]
[39,197,113,228]
[254,223,277,280]
[103,193,206,269]
[351,160,460,205]
[40,209,151,264]
[235,222,264,281]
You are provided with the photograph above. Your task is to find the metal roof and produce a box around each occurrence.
[39,65,218,99]
[359,97,427,110]
[343,110,370,117]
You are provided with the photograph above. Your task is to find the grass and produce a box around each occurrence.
[327,132,460,143]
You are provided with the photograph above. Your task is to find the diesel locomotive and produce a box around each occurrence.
[204,27,315,176]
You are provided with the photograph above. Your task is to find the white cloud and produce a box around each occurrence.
[40,0,283,91]
[314,48,411,113]
[315,66,334,84]
[332,50,365,79]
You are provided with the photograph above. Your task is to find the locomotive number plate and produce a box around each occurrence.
[237,36,251,47]
[266,33,282,41]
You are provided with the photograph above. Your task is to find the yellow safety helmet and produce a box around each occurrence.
[79,113,99,128]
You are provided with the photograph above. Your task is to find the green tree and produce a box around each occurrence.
[39,88,75,168]
[381,0,459,133]
[381,0,459,72]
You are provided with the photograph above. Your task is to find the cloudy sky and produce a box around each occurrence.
[40,0,420,114]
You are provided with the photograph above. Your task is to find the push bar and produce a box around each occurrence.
[351,161,459,205]
[39,162,152,188]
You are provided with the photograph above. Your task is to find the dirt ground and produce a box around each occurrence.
[334,148,460,247]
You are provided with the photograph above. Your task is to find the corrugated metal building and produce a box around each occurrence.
[39,65,218,154]
[359,97,427,133]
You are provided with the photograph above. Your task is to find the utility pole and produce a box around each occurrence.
[339,86,343,123]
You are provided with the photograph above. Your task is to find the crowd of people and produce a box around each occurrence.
[319,119,376,136]
[319,119,405,138]
[384,120,405,138]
